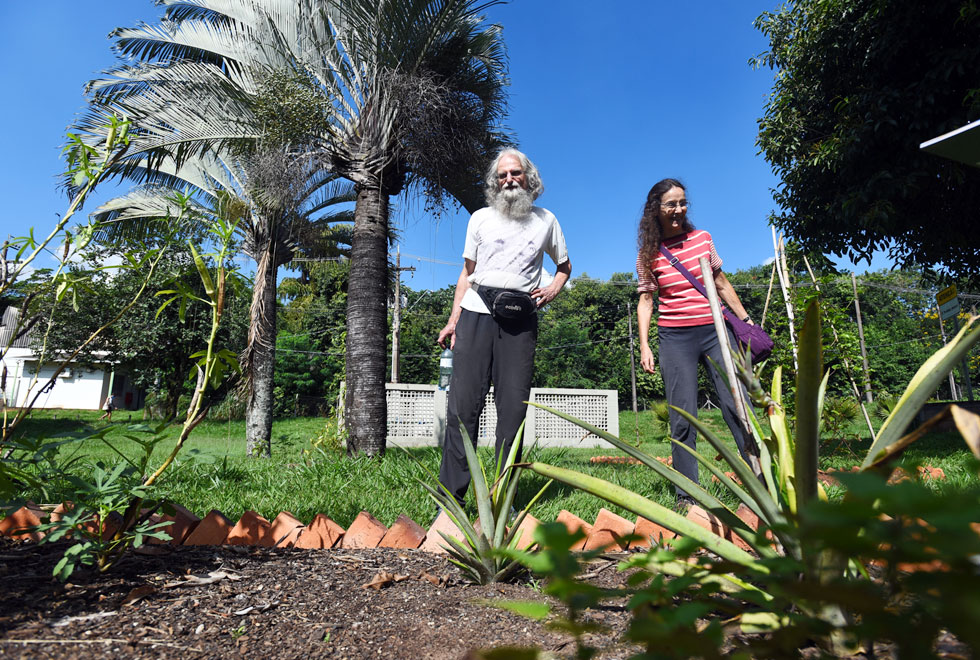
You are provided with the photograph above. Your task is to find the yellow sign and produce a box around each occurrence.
[936,285,958,306]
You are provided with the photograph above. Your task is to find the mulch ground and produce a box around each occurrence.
[0,538,639,659]
[1,539,971,659]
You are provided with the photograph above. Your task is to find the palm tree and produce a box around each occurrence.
[79,0,510,456]
[91,149,354,457]
[79,0,506,454]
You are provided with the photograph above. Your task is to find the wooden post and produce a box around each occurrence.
[389,246,415,383]
[949,314,975,401]
[627,300,638,415]
[937,306,959,400]
[627,299,639,446]
[699,258,762,476]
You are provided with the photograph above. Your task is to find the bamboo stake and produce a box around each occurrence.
[771,229,798,369]
[800,256,875,439]
[699,258,762,477]
[762,260,776,329]
[851,273,874,403]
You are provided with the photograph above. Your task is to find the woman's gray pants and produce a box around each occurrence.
[439,310,537,506]
[658,324,752,500]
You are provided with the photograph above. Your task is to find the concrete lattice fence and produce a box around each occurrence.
[340,384,619,449]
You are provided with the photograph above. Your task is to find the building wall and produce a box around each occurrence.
[2,349,113,410]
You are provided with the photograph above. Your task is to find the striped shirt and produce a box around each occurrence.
[635,229,723,328]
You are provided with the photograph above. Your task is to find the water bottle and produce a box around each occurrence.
[438,348,453,390]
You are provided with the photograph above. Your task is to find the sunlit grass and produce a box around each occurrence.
[9,407,976,527]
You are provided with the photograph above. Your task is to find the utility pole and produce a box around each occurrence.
[390,246,415,383]
[851,273,874,403]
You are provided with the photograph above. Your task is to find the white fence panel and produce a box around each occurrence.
[350,384,617,448]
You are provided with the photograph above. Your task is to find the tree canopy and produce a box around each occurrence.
[754,0,980,283]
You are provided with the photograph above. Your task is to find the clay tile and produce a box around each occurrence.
[633,516,677,550]
[226,511,272,546]
[295,514,345,549]
[264,511,305,548]
[340,511,387,549]
[0,505,44,541]
[556,510,592,551]
[583,508,634,551]
[512,513,541,551]
[420,510,465,554]
[379,514,426,549]
[183,510,234,546]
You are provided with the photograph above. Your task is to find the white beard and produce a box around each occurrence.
[492,186,534,219]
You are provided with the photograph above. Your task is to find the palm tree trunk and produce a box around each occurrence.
[245,240,278,458]
[345,184,389,456]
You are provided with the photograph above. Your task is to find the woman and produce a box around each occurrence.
[635,178,755,510]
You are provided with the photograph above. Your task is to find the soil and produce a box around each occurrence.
[0,538,639,659]
[1,540,970,659]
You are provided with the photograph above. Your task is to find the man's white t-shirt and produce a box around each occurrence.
[459,206,569,314]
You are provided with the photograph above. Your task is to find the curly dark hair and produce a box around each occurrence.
[637,178,695,276]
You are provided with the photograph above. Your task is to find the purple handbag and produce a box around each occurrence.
[659,245,774,362]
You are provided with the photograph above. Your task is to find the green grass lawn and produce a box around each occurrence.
[6,407,977,528]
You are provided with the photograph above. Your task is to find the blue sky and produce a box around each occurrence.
[0,1,892,290]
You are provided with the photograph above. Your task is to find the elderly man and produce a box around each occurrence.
[437,148,572,505]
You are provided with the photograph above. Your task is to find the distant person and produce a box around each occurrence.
[635,178,755,511]
[99,393,117,422]
[437,148,572,506]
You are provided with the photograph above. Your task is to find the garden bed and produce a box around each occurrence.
[0,538,638,659]
[1,538,972,658]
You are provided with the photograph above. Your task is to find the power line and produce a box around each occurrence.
[399,253,463,267]
[537,336,627,352]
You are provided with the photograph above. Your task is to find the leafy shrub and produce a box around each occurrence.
[521,301,980,655]
[304,418,345,461]
[497,474,980,658]
[822,396,861,439]
[650,400,671,440]
[872,394,898,422]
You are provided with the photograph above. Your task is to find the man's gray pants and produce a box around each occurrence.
[439,309,537,506]
[658,324,752,500]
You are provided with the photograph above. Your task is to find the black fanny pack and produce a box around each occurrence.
[475,285,537,321]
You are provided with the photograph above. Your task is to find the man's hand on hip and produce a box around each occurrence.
[530,285,559,308]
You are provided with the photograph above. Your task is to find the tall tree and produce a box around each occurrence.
[89,149,354,456]
[78,0,510,456]
[754,0,980,283]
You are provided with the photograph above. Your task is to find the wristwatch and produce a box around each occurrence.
[741,315,751,323]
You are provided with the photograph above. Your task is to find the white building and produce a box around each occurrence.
[0,307,141,411]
